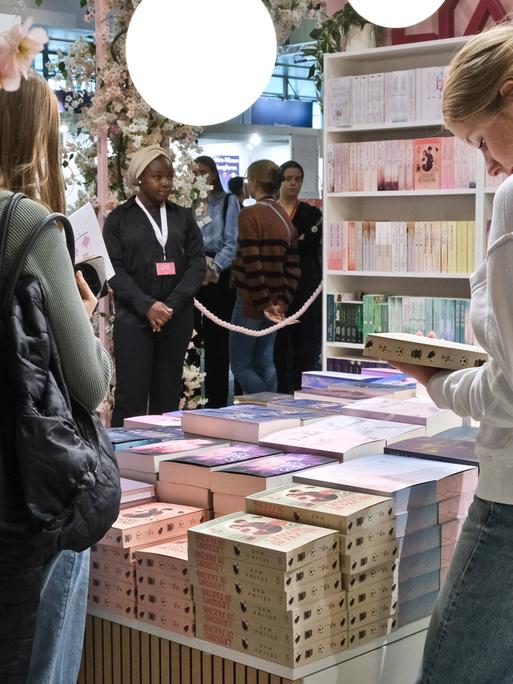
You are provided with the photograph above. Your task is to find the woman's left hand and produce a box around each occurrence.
[75,270,98,318]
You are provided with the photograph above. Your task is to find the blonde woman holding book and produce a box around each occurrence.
[392,23,513,684]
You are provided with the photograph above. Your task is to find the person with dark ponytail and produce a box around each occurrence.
[193,156,240,407]
[230,160,300,394]
[274,160,322,392]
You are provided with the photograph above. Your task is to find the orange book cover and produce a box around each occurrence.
[414,138,441,190]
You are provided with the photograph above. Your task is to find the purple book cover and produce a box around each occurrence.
[108,426,184,443]
[184,405,325,424]
[436,426,478,442]
[384,436,478,466]
[270,399,345,413]
[171,444,281,468]
[216,453,334,478]
[301,371,383,390]
[129,438,220,455]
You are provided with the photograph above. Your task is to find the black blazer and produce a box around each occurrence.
[104,196,206,327]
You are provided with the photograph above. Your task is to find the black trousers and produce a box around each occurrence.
[194,269,235,408]
[111,303,194,427]
[274,293,322,394]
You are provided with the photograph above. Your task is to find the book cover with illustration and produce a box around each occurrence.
[364,332,488,371]
[123,414,182,429]
[414,137,441,190]
[268,398,347,414]
[301,370,384,390]
[101,502,208,548]
[436,425,478,441]
[295,386,415,402]
[234,391,294,405]
[159,444,282,489]
[246,484,394,534]
[384,435,478,466]
[134,536,189,578]
[339,396,462,435]
[120,477,155,506]
[260,414,426,459]
[187,512,339,572]
[181,405,332,442]
[190,548,339,592]
[107,426,184,447]
[210,453,335,496]
[294,454,478,512]
[116,438,227,473]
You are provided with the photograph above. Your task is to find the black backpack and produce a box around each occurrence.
[0,193,121,551]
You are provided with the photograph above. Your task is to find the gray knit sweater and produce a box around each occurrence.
[0,191,111,410]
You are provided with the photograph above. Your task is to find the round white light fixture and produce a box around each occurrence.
[350,0,445,28]
[249,133,262,147]
[126,0,277,126]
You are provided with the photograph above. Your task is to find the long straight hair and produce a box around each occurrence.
[0,70,66,213]
[194,155,224,194]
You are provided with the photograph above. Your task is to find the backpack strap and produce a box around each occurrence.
[0,192,26,277]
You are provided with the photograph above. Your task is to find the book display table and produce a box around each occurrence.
[79,609,429,684]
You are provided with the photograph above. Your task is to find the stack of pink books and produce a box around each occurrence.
[135,537,194,635]
[157,443,281,510]
[246,485,399,647]
[88,502,208,619]
[293,454,478,627]
[188,513,347,667]
[123,413,182,429]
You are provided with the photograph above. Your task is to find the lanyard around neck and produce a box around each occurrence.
[136,195,168,259]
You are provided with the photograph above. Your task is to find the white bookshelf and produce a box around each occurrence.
[322,36,495,367]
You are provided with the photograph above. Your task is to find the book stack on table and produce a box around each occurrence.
[188,513,347,667]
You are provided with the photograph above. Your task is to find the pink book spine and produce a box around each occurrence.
[341,222,349,271]
[88,593,137,618]
[440,137,455,189]
[137,591,194,617]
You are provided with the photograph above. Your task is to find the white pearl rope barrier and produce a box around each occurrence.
[193,282,323,336]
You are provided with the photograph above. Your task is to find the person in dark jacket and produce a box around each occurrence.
[104,145,205,426]
[274,160,323,393]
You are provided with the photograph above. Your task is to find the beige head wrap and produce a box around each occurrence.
[127,144,173,188]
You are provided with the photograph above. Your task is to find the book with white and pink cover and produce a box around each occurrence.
[259,414,426,459]
[188,512,339,572]
[339,396,462,435]
[294,454,478,513]
[123,414,182,429]
[101,502,208,548]
[156,481,213,509]
[134,536,189,578]
[301,370,384,390]
[180,405,332,442]
[116,437,227,474]
[209,453,335,497]
[158,444,282,489]
[120,477,155,507]
[268,398,347,414]
[245,484,393,534]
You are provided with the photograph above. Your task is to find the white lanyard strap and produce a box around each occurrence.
[136,196,168,259]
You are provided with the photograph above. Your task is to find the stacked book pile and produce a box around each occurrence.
[188,513,346,667]
[295,369,415,404]
[294,454,478,626]
[246,485,399,647]
[88,502,208,619]
[135,536,195,635]
[157,444,281,510]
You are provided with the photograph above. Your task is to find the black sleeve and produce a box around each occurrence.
[165,208,206,314]
[103,209,156,318]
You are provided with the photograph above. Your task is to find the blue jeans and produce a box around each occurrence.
[26,549,90,684]
[230,297,277,394]
[417,496,513,684]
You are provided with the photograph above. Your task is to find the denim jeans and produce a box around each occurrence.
[26,549,90,684]
[230,296,277,394]
[417,496,513,684]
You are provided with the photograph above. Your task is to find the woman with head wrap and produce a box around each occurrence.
[104,145,205,425]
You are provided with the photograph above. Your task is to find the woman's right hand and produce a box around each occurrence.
[75,270,98,319]
[147,301,173,332]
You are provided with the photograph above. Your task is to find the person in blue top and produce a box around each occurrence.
[193,156,240,407]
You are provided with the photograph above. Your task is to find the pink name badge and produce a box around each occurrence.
[156,262,176,276]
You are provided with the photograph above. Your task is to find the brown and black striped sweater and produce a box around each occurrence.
[232,200,301,319]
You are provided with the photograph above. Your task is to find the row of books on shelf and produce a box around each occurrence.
[326,294,472,345]
[327,220,475,274]
[326,66,447,128]
[326,137,477,193]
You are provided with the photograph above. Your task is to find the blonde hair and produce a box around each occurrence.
[0,69,66,213]
[247,159,283,195]
[443,22,513,126]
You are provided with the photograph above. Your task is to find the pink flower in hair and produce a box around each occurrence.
[0,18,48,91]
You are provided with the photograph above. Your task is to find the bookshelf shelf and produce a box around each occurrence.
[323,37,491,368]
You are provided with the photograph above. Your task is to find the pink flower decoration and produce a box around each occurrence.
[0,18,48,91]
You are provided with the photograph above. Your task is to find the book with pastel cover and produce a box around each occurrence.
[301,370,384,389]
[123,414,182,428]
[115,437,227,473]
[436,425,479,441]
[293,455,478,513]
[101,502,208,548]
[246,484,393,534]
[364,332,488,371]
[339,396,462,435]
[210,453,335,496]
[180,405,332,442]
[234,391,294,405]
[187,512,339,571]
[158,444,281,489]
[268,398,347,414]
[260,414,426,459]
[134,536,189,578]
[120,477,155,506]
[384,435,478,467]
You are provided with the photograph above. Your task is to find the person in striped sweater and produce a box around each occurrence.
[230,160,300,394]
